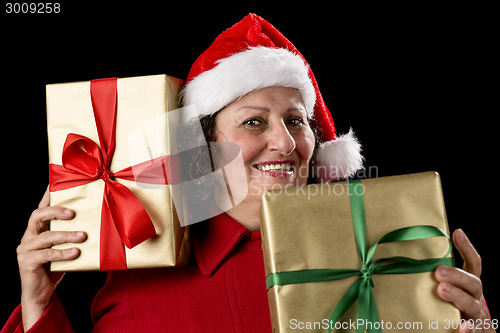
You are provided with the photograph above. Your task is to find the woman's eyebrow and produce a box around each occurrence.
[236,106,270,112]
[287,106,305,113]
[236,105,305,112]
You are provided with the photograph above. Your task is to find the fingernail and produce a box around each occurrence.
[439,266,449,277]
[441,282,451,293]
[64,208,72,215]
[76,231,84,237]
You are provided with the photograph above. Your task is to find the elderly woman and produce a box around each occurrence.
[5,14,492,333]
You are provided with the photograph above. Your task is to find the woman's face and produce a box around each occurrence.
[214,87,316,203]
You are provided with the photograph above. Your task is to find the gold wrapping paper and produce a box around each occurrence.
[47,74,190,271]
[260,172,460,332]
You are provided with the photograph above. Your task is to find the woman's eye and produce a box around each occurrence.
[288,118,304,126]
[243,118,263,126]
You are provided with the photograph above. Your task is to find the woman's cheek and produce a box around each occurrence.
[296,133,315,162]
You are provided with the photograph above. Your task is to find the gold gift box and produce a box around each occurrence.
[47,74,190,271]
[261,172,460,332]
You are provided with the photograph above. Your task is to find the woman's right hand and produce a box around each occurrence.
[17,187,86,331]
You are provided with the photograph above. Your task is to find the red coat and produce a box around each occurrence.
[2,213,273,332]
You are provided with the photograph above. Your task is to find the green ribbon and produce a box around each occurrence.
[265,179,454,333]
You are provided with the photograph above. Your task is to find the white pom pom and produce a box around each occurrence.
[315,128,364,182]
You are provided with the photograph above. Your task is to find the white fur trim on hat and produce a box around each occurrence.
[179,46,316,117]
[315,129,364,182]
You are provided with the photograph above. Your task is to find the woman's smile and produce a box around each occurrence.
[252,160,295,178]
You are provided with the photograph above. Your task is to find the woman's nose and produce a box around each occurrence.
[267,121,296,156]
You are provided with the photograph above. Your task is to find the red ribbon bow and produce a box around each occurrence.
[49,78,170,270]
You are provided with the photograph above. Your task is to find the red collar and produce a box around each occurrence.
[191,212,260,276]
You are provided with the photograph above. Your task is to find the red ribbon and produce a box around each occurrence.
[49,78,173,270]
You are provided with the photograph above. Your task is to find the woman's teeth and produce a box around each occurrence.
[256,163,291,172]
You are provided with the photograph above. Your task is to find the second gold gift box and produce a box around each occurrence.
[260,172,460,332]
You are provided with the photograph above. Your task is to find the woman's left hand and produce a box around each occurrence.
[435,229,495,333]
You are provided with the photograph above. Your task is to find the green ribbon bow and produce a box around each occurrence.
[265,179,454,333]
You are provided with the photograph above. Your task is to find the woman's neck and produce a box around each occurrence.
[223,200,261,231]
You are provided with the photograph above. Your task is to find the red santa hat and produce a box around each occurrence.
[180,13,363,182]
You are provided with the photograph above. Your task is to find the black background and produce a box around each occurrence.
[1,2,497,331]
